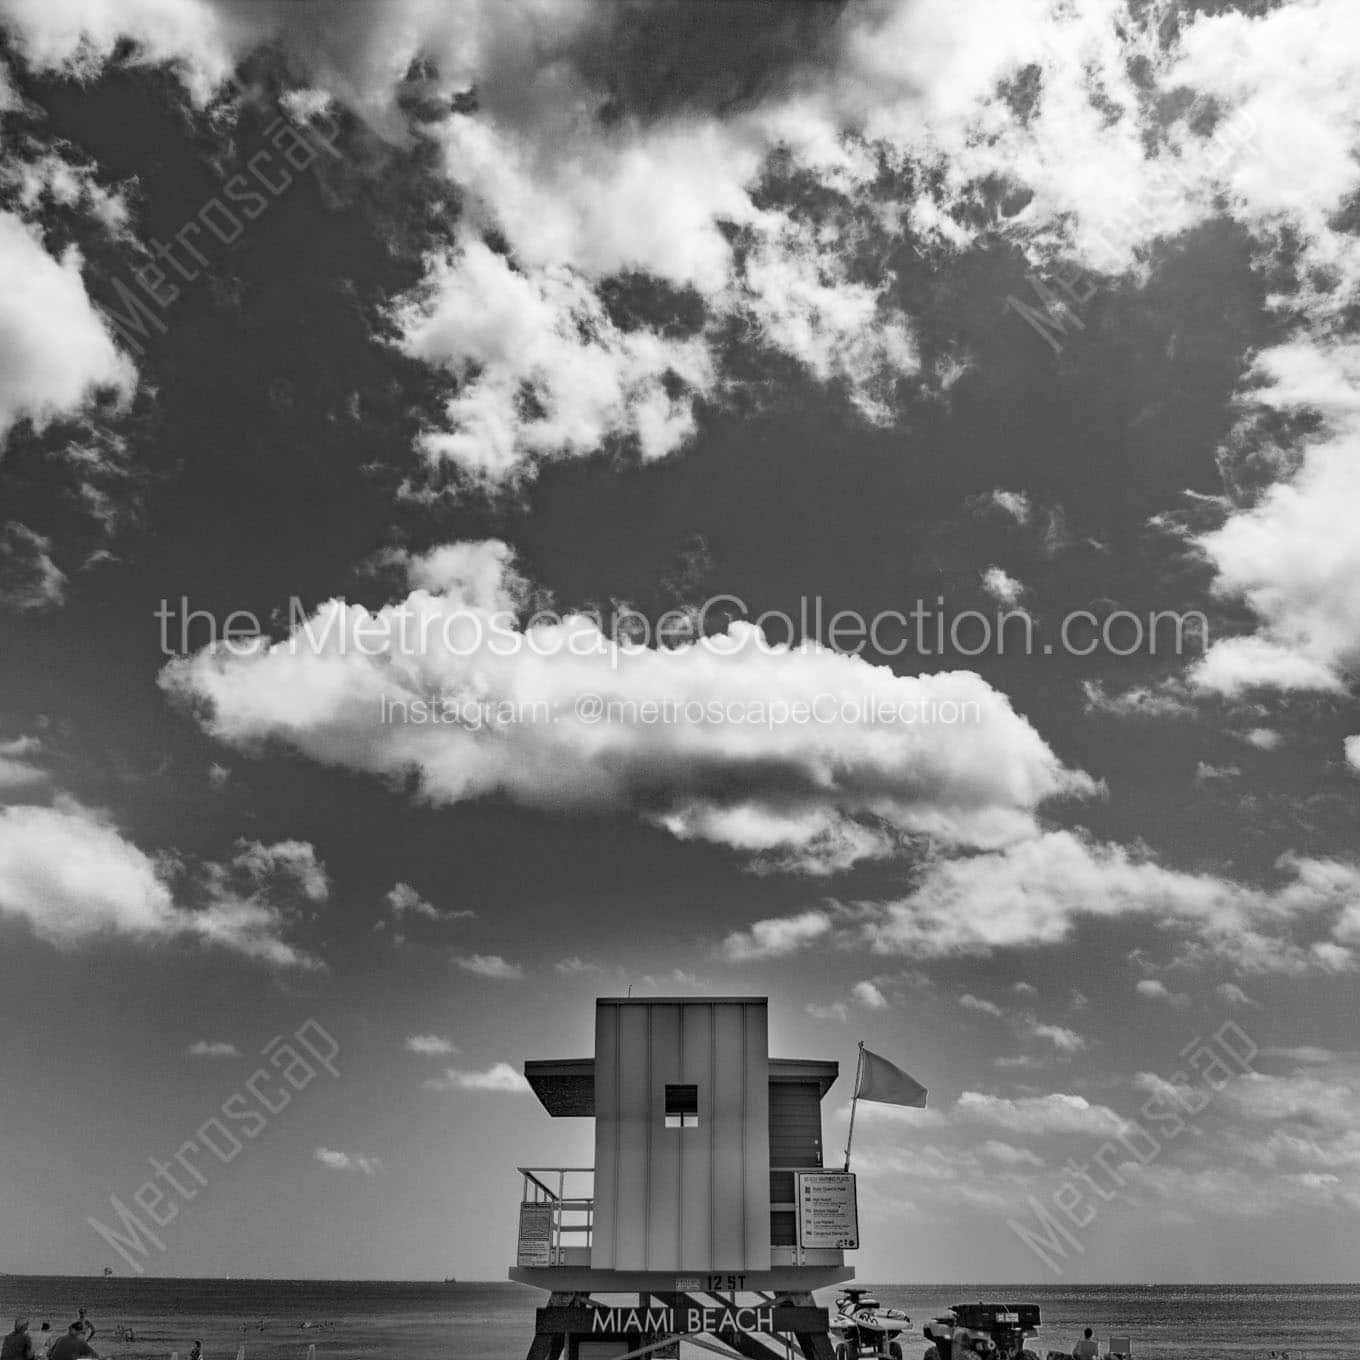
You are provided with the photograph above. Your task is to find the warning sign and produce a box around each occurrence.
[517,1203,554,1266]
[795,1172,858,1249]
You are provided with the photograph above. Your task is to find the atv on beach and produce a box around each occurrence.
[829,1287,911,1360]
[921,1302,1043,1360]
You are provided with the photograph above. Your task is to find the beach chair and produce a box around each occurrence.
[1106,1338,1131,1358]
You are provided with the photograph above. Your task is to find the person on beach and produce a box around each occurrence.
[1071,1327,1099,1359]
[34,1325,51,1360]
[188,1338,203,1360]
[47,1323,96,1360]
[1,1319,34,1360]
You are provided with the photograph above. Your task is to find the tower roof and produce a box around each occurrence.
[524,1055,839,1116]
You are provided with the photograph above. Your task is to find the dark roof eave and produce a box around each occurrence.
[525,1056,840,1114]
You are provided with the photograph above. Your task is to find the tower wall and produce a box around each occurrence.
[592,998,771,1272]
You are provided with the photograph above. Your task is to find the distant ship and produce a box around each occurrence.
[443,1277,457,1284]
[103,1267,113,1277]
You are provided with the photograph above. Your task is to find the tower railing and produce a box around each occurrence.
[518,1166,595,1265]
[516,1165,854,1268]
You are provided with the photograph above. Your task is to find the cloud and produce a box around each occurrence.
[856,828,1360,973]
[0,0,237,103]
[1261,1046,1352,1066]
[1215,982,1260,1010]
[0,798,323,967]
[0,523,67,612]
[0,735,48,793]
[959,991,1084,1052]
[1023,1020,1087,1052]
[0,211,134,444]
[979,1139,1044,1169]
[314,1146,385,1175]
[955,1091,1133,1140]
[423,1061,530,1093]
[1346,736,1360,771]
[1242,728,1281,752]
[1135,978,1188,1006]
[393,235,715,481]
[228,838,329,902]
[851,980,888,1010]
[1080,680,1193,721]
[14,0,1344,533]
[160,539,1093,876]
[405,1033,458,1056]
[384,881,474,923]
[959,993,1004,1018]
[555,956,607,976]
[1193,340,1360,697]
[722,909,832,962]
[187,1040,239,1058]
[452,952,523,980]
[805,1001,849,1023]
[1194,762,1241,783]
[980,566,1025,607]
[1131,984,1185,1006]
[640,968,702,990]
[979,490,1033,526]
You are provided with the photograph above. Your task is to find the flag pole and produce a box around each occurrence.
[843,1041,865,1172]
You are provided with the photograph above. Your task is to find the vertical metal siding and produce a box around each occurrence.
[768,1080,824,1247]
[742,1007,771,1270]
[591,999,769,1273]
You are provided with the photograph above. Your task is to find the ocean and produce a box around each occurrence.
[1,1279,1355,1360]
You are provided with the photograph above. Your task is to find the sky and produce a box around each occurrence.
[0,0,1358,1286]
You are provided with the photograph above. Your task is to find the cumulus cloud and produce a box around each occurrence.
[393,235,715,481]
[805,1000,849,1023]
[722,909,832,962]
[959,993,1004,1018]
[1193,339,1360,697]
[856,829,1360,973]
[1135,978,1188,1005]
[405,1033,458,1056]
[160,540,1091,875]
[0,734,48,793]
[0,211,134,443]
[315,1146,386,1175]
[555,955,607,976]
[15,0,1354,490]
[980,566,1025,607]
[851,979,888,1010]
[383,881,474,923]
[228,838,329,902]
[955,1090,1133,1139]
[1024,1020,1087,1052]
[1080,680,1193,721]
[1216,982,1260,1010]
[452,952,522,980]
[423,1060,530,1092]
[0,798,323,967]
[187,1040,239,1058]
[0,522,67,611]
[979,1139,1044,1169]
[958,991,1084,1053]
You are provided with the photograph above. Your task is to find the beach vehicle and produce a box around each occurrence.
[830,1287,909,1360]
[921,1302,1043,1359]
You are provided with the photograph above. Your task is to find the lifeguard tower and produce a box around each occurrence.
[512,997,858,1360]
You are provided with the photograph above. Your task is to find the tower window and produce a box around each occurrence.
[664,1084,699,1128]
